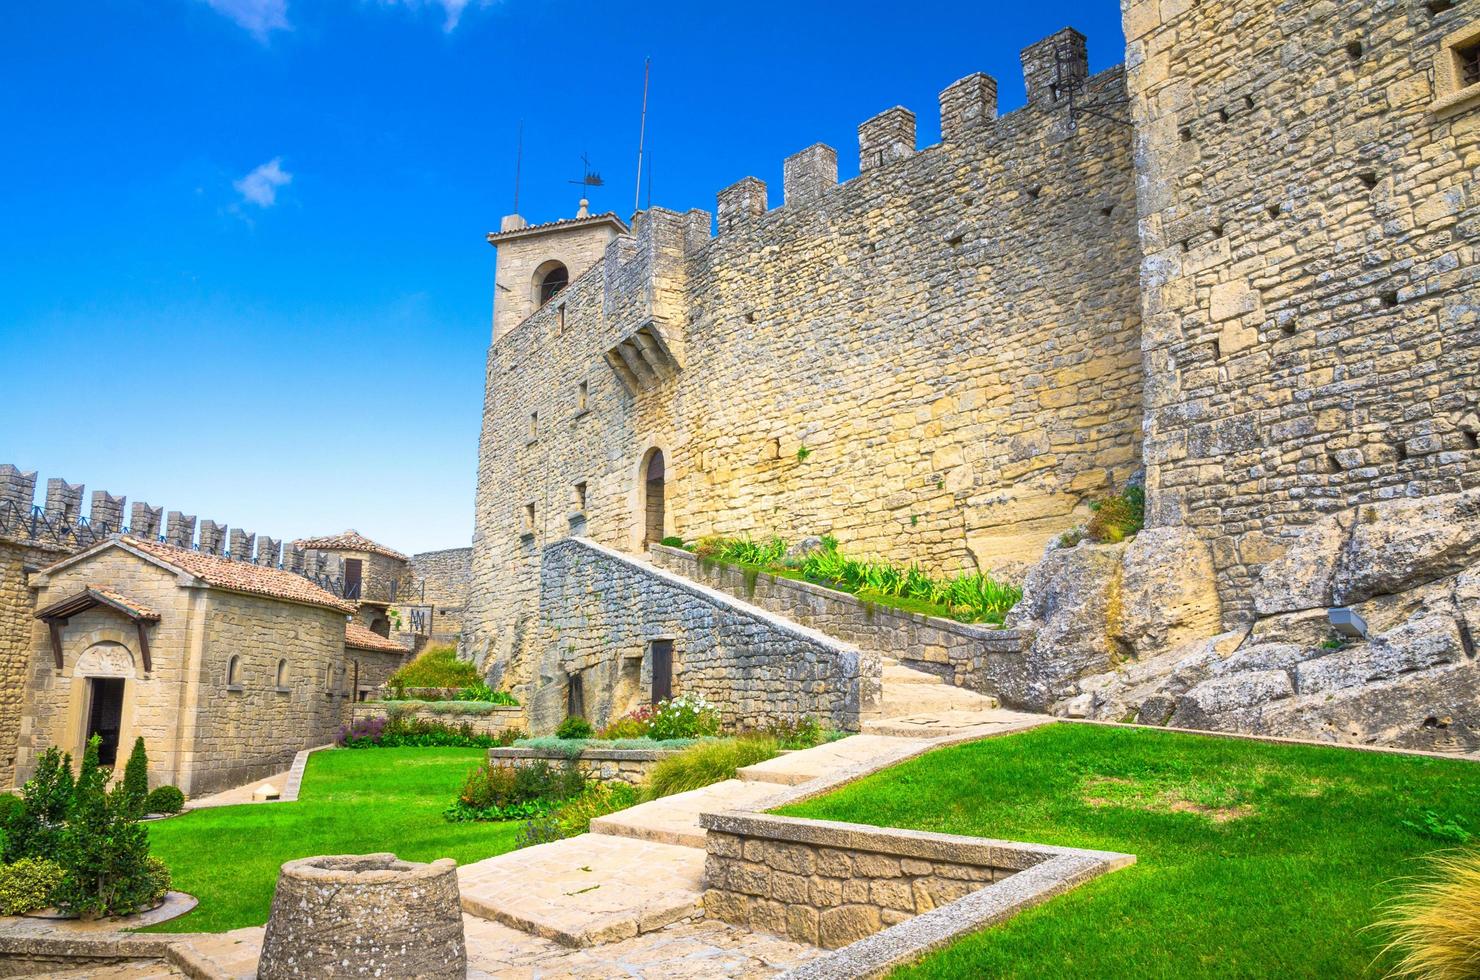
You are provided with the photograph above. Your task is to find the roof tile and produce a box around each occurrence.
[121,536,357,614]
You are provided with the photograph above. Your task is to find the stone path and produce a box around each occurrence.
[44,961,184,979]
[590,778,794,847]
[182,744,332,810]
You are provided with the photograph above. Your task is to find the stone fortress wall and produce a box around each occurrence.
[397,546,473,641]
[1125,0,1480,625]
[467,31,1148,702]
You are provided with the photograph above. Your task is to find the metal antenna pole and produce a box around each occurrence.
[513,118,524,212]
[634,57,650,213]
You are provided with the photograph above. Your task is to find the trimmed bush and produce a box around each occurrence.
[659,535,685,548]
[648,737,782,799]
[0,857,64,915]
[145,786,185,815]
[54,736,157,918]
[339,713,523,749]
[554,716,594,740]
[387,645,482,690]
[1377,848,1480,979]
[121,737,149,818]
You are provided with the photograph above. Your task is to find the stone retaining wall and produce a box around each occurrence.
[488,744,678,786]
[351,701,526,736]
[651,546,1030,706]
[701,811,1134,951]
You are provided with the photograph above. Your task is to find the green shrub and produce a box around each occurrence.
[1085,484,1146,543]
[121,737,149,818]
[555,716,594,740]
[342,713,524,749]
[445,760,584,822]
[648,737,781,799]
[54,736,157,918]
[4,746,74,862]
[647,695,721,741]
[141,856,172,908]
[512,735,701,758]
[598,717,650,739]
[387,645,482,689]
[0,857,64,915]
[762,716,825,749]
[145,786,185,816]
[659,535,685,548]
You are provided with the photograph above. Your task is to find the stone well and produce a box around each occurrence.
[257,853,465,979]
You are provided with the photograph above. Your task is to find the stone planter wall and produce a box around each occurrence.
[351,701,526,736]
[488,744,680,786]
[651,546,1028,704]
[700,811,1134,951]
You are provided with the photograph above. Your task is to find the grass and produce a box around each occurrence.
[647,737,782,798]
[777,724,1480,978]
[386,644,482,689]
[143,748,519,933]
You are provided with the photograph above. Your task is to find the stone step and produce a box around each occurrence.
[737,734,934,785]
[883,664,944,685]
[590,779,793,849]
[457,834,706,948]
[881,683,998,715]
[863,709,1050,739]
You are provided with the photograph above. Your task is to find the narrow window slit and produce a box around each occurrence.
[1346,40,1364,61]
[1359,172,1379,190]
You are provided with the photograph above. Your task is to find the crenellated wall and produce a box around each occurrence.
[468,32,1146,699]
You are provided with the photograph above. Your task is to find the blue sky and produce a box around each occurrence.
[0,0,1126,556]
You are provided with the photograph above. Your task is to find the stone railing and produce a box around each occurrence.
[650,546,1029,706]
[488,744,682,786]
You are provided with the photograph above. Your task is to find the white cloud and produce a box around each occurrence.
[198,0,290,40]
[234,158,292,208]
[380,0,491,33]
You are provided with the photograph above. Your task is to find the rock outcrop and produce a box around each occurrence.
[1053,492,1480,754]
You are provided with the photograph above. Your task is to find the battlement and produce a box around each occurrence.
[0,463,355,600]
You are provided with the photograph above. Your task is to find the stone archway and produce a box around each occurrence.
[74,642,137,768]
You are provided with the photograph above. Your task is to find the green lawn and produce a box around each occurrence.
[778,724,1480,978]
[144,748,520,933]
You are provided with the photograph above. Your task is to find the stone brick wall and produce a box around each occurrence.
[398,547,472,638]
[0,537,68,789]
[350,701,526,736]
[468,45,1144,686]
[181,588,349,795]
[1125,0,1480,623]
[517,537,879,734]
[487,745,674,786]
[347,647,407,698]
[701,812,1035,949]
[649,544,1029,701]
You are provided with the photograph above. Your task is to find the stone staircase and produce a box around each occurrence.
[864,656,1016,738]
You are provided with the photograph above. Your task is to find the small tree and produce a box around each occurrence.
[54,736,155,918]
[3,746,74,862]
[121,738,149,818]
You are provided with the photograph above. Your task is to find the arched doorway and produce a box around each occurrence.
[642,448,665,550]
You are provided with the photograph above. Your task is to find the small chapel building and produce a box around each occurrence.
[15,535,365,796]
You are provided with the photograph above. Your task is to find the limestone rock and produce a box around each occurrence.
[1293,616,1465,695]
[1169,669,1294,729]
[1334,490,1480,604]
[1118,527,1222,654]
[1252,511,1350,615]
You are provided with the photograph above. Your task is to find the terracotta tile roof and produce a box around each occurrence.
[121,536,357,614]
[345,622,408,654]
[291,529,409,562]
[485,212,627,244]
[88,587,160,621]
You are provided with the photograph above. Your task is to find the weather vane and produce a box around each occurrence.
[568,152,604,199]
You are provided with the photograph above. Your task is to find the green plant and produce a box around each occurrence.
[555,716,594,740]
[1320,633,1352,651]
[1085,484,1146,543]
[0,857,64,915]
[598,716,652,739]
[1400,811,1473,844]
[648,737,782,798]
[54,736,158,918]
[763,716,826,749]
[517,781,645,848]
[445,760,584,822]
[1058,528,1085,548]
[4,746,74,862]
[796,445,812,461]
[145,786,185,816]
[121,737,149,818]
[647,695,721,741]
[459,682,519,706]
[1375,848,1480,979]
[386,645,483,690]
[659,535,685,548]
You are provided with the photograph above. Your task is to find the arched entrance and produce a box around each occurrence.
[642,448,665,550]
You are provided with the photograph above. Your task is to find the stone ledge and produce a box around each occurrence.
[491,746,677,762]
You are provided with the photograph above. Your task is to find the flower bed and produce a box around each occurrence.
[348,701,526,745]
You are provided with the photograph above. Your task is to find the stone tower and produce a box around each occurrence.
[486,204,628,342]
